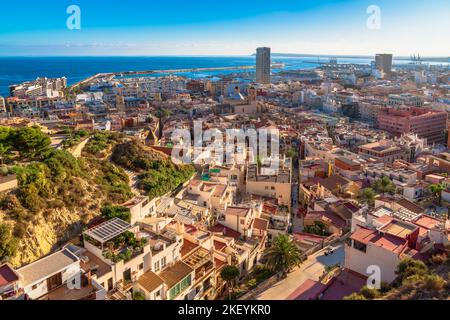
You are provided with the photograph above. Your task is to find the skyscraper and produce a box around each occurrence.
[256,47,271,84]
[375,54,393,78]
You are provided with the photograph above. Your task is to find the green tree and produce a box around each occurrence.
[12,126,51,158]
[429,183,446,206]
[285,148,297,159]
[0,223,18,262]
[0,143,11,165]
[263,234,303,277]
[101,205,131,222]
[303,221,330,236]
[220,265,240,300]
[372,176,396,196]
[359,187,377,207]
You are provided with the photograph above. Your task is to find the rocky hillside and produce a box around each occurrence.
[0,146,133,267]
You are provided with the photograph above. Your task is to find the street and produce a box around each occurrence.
[255,243,345,300]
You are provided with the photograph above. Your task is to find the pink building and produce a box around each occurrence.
[377,107,447,144]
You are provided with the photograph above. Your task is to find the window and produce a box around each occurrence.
[139,263,144,270]
[161,257,167,268]
[169,275,192,300]
[353,240,367,253]
[32,284,38,290]
[154,261,160,272]
[271,186,275,190]
[265,186,269,190]
[154,290,161,299]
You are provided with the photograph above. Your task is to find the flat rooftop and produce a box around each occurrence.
[381,220,417,238]
[18,249,79,287]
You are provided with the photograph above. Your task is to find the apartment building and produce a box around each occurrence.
[347,207,447,283]
[246,162,292,208]
[377,107,447,144]
[358,139,408,164]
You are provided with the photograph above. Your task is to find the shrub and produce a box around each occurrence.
[101,205,131,222]
[396,258,429,282]
[380,281,392,294]
[0,223,18,261]
[360,286,381,299]
[343,293,367,300]
[247,279,257,288]
[133,291,145,300]
[430,254,446,265]
[424,274,446,292]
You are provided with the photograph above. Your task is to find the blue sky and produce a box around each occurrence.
[0,0,449,56]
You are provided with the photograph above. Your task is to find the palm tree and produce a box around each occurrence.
[373,176,395,196]
[429,183,446,206]
[220,265,240,300]
[359,188,377,207]
[263,234,303,278]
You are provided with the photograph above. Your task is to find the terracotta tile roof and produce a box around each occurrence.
[213,240,226,251]
[304,211,346,229]
[396,199,424,214]
[252,218,269,231]
[413,215,441,230]
[159,261,193,289]
[293,232,327,244]
[137,271,164,293]
[374,214,394,225]
[350,227,407,254]
[210,223,241,240]
[181,239,199,258]
[214,258,226,270]
[319,175,350,191]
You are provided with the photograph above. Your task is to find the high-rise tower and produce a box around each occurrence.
[375,53,393,78]
[256,47,271,84]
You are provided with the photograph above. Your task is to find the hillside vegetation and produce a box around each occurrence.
[344,256,450,300]
[0,127,133,266]
[111,140,195,199]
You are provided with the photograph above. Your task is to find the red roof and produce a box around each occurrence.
[252,218,269,231]
[293,232,328,244]
[210,224,241,240]
[413,215,441,230]
[350,227,408,254]
[0,264,19,287]
[287,279,327,300]
[322,269,367,300]
[304,211,346,229]
[213,240,226,251]
[214,258,226,270]
[180,239,199,258]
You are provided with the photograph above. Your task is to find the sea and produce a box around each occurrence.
[0,56,448,97]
